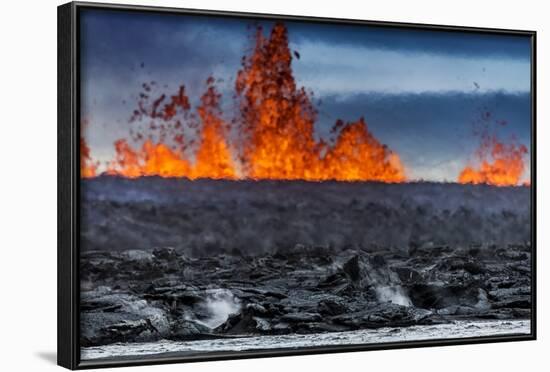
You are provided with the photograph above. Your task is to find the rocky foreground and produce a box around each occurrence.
[80,242,531,347]
[80,177,531,347]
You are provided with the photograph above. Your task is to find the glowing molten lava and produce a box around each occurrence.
[322,118,405,182]
[234,24,321,180]
[193,79,237,180]
[80,118,98,178]
[458,140,528,186]
[107,139,192,178]
[106,79,236,180]
[85,22,406,182]
[234,24,405,182]
[458,119,528,186]
[80,137,97,178]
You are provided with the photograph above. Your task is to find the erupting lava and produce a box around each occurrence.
[85,22,407,182]
[107,139,192,178]
[80,119,98,178]
[80,137,97,178]
[234,24,404,182]
[458,115,528,187]
[106,79,236,180]
[193,79,237,180]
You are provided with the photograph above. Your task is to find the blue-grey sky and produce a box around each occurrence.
[80,9,532,182]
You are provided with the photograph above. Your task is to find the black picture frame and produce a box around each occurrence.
[58,1,537,369]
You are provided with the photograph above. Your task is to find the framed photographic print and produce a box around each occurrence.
[58,1,536,369]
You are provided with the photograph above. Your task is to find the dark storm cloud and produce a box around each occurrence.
[81,9,531,80]
[286,21,531,60]
[316,91,530,138]
[80,9,248,89]
[80,9,247,64]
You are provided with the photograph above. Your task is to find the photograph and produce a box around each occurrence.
[1,0,547,371]
[74,3,533,364]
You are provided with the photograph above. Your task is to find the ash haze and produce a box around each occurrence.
[80,9,532,182]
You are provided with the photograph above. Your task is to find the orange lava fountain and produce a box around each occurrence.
[234,24,405,182]
[458,117,528,186]
[84,22,406,182]
[107,139,192,178]
[193,78,237,179]
[80,118,98,178]
[80,137,97,178]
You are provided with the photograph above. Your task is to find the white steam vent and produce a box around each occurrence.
[202,289,241,328]
[376,285,412,307]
